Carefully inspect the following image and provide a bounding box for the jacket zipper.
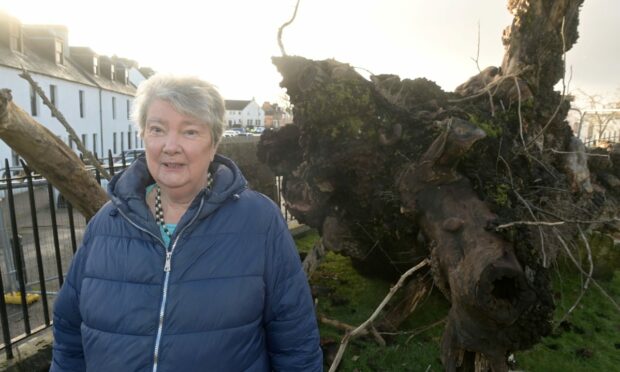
[151,197,205,372]
[116,198,205,372]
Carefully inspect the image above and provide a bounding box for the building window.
[127,128,132,149]
[255,119,261,126]
[126,99,131,119]
[49,84,57,117]
[9,23,22,52]
[135,132,139,149]
[121,132,125,151]
[247,119,251,126]
[55,39,64,64]
[68,136,73,149]
[81,134,87,150]
[93,133,98,154]
[30,86,38,116]
[113,132,118,154]
[79,90,85,118]
[112,97,117,119]
[110,65,115,81]
[93,57,99,75]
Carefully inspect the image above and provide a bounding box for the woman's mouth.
[162,162,183,169]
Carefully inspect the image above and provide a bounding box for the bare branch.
[328,259,430,372]
[277,0,302,56]
[556,226,593,326]
[514,76,527,150]
[19,68,111,181]
[550,149,610,158]
[495,220,565,230]
[555,230,620,312]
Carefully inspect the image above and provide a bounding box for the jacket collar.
[107,153,248,233]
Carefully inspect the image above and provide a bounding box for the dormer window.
[110,65,115,81]
[93,57,99,75]
[55,39,64,64]
[9,23,23,53]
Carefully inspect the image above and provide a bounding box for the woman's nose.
[162,133,180,153]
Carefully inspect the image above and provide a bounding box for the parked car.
[223,130,238,137]
[113,148,145,168]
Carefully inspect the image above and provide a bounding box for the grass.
[295,230,620,371]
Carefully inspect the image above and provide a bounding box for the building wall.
[0,65,140,162]
[241,100,264,128]
[99,90,138,156]
[225,100,265,128]
[0,65,102,161]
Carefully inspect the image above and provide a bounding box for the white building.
[224,99,264,129]
[0,12,149,168]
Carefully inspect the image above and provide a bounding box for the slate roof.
[0,16,138,96]
[0,44,96,88]
[225,100,251,111]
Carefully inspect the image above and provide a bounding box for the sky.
[1,0,618,105]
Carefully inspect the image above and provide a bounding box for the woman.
[51,74,323,371]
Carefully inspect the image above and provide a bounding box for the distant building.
[224,99,264,128]
[261,102,293,129]
[0,11,150,165]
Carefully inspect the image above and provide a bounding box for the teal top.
[146,184,177,247]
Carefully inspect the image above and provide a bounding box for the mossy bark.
[258,0,619,370]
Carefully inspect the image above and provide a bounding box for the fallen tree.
[0,89,108,220]
[258,0,620,370]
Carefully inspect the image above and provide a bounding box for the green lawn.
[295,230,620,371]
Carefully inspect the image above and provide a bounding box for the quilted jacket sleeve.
[50,236,89,372]
[263,214,323,371]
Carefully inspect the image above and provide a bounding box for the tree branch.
[277,0,301,56]
[328,259,429,372]
[19,67,111,180]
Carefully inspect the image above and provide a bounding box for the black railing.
[0,149,295,358]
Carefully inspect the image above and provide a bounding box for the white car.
[223,130,238,137]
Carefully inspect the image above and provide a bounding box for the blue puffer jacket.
[51,154,323,371]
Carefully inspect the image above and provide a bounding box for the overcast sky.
[1,0,618,104]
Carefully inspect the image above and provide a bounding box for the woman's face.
[143,99,216,198]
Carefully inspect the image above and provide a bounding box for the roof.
[0,44,97,88]
[225,100,251,111]
[0,16,140,96]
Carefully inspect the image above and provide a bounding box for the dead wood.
[258,0,620,370]
[0,89,108,220]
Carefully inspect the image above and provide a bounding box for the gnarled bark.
[0,89,108,220]
[258,1,616,370]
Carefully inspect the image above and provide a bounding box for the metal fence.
[0,150,293,359]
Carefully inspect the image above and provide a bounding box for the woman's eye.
[185,130,198,136]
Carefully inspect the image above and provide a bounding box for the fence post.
[4,159,31,334]
[21,161,50,325]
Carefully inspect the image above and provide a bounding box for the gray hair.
[132,73,226,145]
